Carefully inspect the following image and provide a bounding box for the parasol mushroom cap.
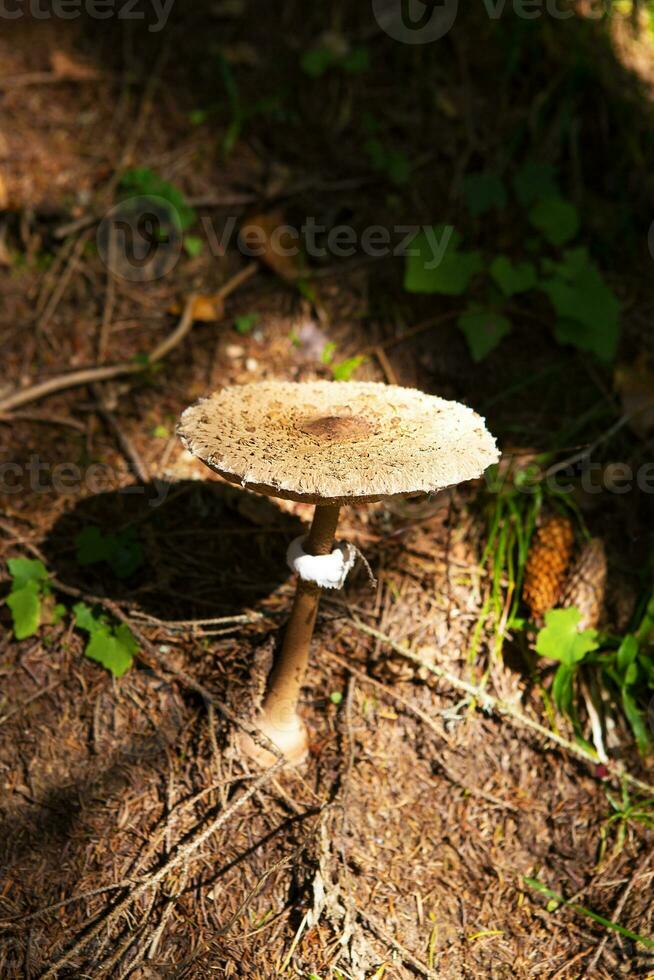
[178,380,499,505]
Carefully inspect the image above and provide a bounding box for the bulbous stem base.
[238,710,308,767]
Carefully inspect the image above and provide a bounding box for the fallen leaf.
[168,294,225,322]
[50,50,101,82]
[239,210,300,283]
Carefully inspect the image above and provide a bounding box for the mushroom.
[178,380,499,764]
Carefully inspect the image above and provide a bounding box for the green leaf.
[52,603,67,625]
[75,526,144,580]
[404,226,483,296]
[73,601,105,634]
[513,161,558,207]
[321,341,337,365]
[329,691,343,705]
[234,312,260,335]
[523,877,654,949]
[536,608,599,666]
[84,626,135,678]
[332,355,366,381]
[528,196,579,246]
[365,139,410,186]
[7,581,41,640]
[342,47,369,73]
[7,557,48,591]
[463,172,507,217]
[489,256,538,296]
[551,663,576,716]
[541,249,621,362]
[119,168,196,232]
[152,424,169,439]
[457,310,512,362]
[616,634,639,675]
[183,235,203,257]
[76,526,115,565]
[621,688,650,753]
[300,47,336,78]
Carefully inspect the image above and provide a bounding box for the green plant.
[535,588,654,753]
[475,462,547,658]
[75,525,144,580]
[320,342,366,381]
[301,42,369,78]
[6,558,65,640]
[404,163,621,363]
[362,113,410,186]
[73,602,138,678]
[234,312,260,335]
[119,167,200,257]
[524,876,654,949]
[598,781,654,864]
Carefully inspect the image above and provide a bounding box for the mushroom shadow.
[41,479,303,621]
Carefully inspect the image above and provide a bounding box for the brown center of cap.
[298,414,373,442]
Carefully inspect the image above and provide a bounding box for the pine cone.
[523,515,575,619]
[561,538,607,631]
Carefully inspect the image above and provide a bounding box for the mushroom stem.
[256,503,341,763]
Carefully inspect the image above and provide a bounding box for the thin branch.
[36,762,284,980]
[0,263,257,414]
[342,618,654,798]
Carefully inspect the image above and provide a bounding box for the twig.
[342,618,654,798]
[0,682,61,727]
[358,907,435,978]
[361,311,462,357]
[92,383,150,483]
[0,411,86,432]
[583,848,654,976]
[35,231,91,339]
[324,651,518,812]
[0,263,256,414]
[36,761,284,980]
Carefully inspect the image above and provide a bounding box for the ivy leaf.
[300,47,336,78]
[536,608,599,666]
[489,256,538,296]
[119,168,196,232]
[73,601,105,634]
[7,557,48,591]
[73,602,137,677]
[463,172,507,217]
[234,312,260,335]
[76,526,115,565]
[457,310,512,362]
[528,196,579,246]
[7,581,41,640]
[405,227,483,296]
[542,249,620,362]
[85,627,135,678]
[513,161,558,207]
[342,47,369,74]
[332,355,366,381]
[75,526,144,580]
[183,235,203,258]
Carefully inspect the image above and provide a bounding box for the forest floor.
[2,8,654,980]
